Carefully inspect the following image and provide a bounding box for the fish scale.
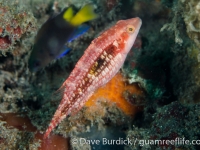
[44,17,142,139]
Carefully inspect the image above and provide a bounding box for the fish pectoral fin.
[63,6,74,22]
[68,24,90,42]
[52,84,66,103]
[70,4,98,26]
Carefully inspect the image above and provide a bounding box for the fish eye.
[126,25,135,33]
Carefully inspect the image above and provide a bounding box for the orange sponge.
[85,72,144,116]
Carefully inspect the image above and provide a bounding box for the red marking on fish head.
[113,17,142,54]
[116,33,129,51]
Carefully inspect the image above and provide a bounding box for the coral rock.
[183,0,200,48]
[0,1,36,53]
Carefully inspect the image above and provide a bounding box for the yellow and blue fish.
[28,4,98,72]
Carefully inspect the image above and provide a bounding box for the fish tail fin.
[44,87,66,139]
[43,111,64,139]
[43,121,54,139]
[70,4,98,26]
[63,6,74,22]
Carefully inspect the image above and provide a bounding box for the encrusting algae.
[0,1,36,54]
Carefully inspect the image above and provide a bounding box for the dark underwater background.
[0,0,200,149]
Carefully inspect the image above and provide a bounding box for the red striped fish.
[44,17,142,139]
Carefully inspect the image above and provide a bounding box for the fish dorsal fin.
[70,4,98,26]
[63,7,74,22]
